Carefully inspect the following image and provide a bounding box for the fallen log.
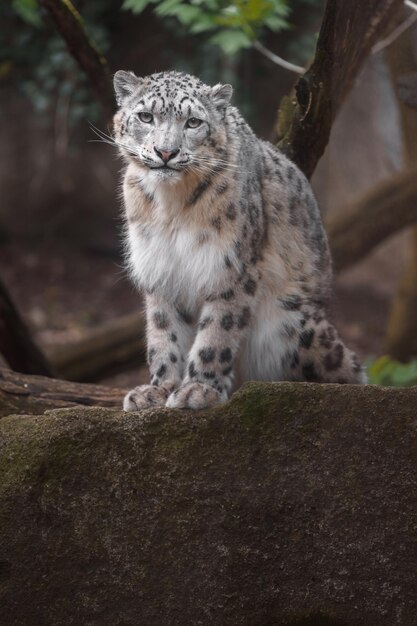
[326,166,417,272]
[0,368,123,417]
[1,376,417,624]
[46,311,146,382]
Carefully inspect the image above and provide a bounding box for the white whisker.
[89,123,142,159]
[196,155,251,175]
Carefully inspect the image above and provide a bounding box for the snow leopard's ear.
[113,70,143,106]
[211,83,233,113]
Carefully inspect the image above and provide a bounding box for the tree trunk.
[276,0,403,179]
[385,230,417,359]
[384,15,417,361]
[0,278,54,378]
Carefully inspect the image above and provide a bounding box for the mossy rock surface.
[1,381,417,625]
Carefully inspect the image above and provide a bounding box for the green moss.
[228,382,306,428]
[0,421,47,495]
[0,408,117,494]
[0,436,72,496]
[234,389,275,427]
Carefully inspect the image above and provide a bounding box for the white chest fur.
[126,222,233,310]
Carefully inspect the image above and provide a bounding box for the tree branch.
[276,0,404,179]
[326,166,417,272]
[252,40,304,74]
[40,0,114,120]
[372,9,417,54]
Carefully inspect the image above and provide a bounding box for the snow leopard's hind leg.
[289,305,367,384]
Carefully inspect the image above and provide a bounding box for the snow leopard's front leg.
[166,281,256,410]
[123,294,193,411]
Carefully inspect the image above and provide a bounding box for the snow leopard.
[112,69,366,411]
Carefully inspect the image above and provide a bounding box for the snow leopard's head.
[112,70,233,182]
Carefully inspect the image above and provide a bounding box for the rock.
[1,380,417,625]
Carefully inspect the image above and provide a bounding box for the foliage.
[367,356,417,387]
[123,0,294,55]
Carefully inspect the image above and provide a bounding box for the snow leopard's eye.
[138,112,153,124]
[186,117,202,129]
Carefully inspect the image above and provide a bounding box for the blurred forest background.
[2,0,417,390]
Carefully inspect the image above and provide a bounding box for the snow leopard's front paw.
[123,384,171,411]
[166,382,225,410]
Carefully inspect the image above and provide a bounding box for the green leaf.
[240,0,273,23]
[190,0,220,8]
[367,356,417,387]
[155,0,183,16]
[156,2,206,26]
[264,14,290,31]
[121,0,156,15]
[12,0,41,27]
[209,29,251,55]
[188,14,218,34]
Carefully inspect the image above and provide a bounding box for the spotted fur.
[113,70,366,412]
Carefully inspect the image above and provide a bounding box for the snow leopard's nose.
[154,147,179,164]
